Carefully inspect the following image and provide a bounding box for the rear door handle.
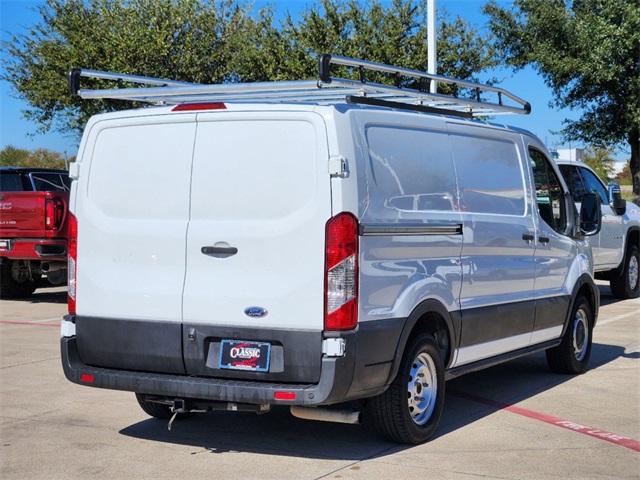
[522,233,535,242]
[201,246,238,258]
[538,236,550,244]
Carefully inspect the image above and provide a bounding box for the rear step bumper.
[61,336,354,406]
[0,238,67,261]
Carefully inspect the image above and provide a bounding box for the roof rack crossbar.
[68,54,531,116]
[318,54,531,115]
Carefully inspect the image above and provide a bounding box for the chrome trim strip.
[359,223,463,236]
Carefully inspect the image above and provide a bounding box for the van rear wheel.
[369,333,445,444]
[546,295,593,374]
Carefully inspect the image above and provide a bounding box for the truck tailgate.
[0,191,69,239]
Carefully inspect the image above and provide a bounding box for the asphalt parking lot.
[1,282,638,479]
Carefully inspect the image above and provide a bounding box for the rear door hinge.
[329,156,349,178]
[69,162,80,180]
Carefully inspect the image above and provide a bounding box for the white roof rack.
[68,54,531,118]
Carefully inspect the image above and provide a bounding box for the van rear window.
[365,126,458,212]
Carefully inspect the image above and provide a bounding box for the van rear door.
[182,111,332,378]
[74,116,197,374]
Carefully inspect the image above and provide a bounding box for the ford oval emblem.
[244,307,268,318]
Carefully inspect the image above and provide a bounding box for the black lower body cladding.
[62,315,406,406]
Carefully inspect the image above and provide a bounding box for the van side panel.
[342,112,463,389]
[354,112,463,322]
[447,126,536,366]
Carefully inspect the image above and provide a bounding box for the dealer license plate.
[219,339,271,372]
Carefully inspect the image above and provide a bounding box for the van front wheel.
[369,333,445,444]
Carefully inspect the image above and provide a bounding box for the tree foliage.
[615,161,632,186]
[583,146,616,182]
[0,146,69,168]
[1,0,498,140]
[484,0,640,202]
[279,0,498,94]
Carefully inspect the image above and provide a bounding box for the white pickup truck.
[556,160,639,298]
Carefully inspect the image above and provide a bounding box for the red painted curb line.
[449,389,640,453]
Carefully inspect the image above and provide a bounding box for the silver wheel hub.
[628,255,638,291]
[572,308,589,362]
[407,352,437,425]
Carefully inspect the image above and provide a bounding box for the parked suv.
[555,160,639,299]
[61,56,602,444]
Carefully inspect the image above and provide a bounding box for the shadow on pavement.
[119,340,631,459]
[12,287,68,305]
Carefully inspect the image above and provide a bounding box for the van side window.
[449,134,525,215]
[529,148,566,233]
[365,126,457,212]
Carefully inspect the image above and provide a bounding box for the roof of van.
[86,100,535,136]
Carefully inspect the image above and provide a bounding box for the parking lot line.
[597,309,640,326]
[449,389,640,452]
[0,320,59,327]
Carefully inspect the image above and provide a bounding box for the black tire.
[135,393,195,420]
[546,295,593,374]
[609,243,639,299]
[0,259,38,299]
[368,333,445,444]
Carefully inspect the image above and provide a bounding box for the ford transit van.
[61,55,602,444]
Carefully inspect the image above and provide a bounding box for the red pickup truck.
[0,167,70,298]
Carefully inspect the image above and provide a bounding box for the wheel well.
[408,312,452,369]
[627,229,639,254]
[577,283,597,327]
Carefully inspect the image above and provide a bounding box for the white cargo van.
[61,55,602,444]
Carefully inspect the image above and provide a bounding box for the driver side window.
[529,148,567,234]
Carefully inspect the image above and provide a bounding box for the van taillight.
[45,198,64,230]
[68,213,78,315]
[324,213,359,331]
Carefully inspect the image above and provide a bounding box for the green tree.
[583,147,616,182]
[280,0,498,90]
[2,0,499,143]
[615,161,632,186]
[1,0,275,138]
[0,146,67,168]
[0,146,30,167]
[484,0,640,203]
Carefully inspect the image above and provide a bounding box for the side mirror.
[608,184,626,215]
[580,193,601,236]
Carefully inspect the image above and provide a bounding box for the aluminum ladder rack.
[68,54,531,118]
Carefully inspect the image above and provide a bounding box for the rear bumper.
[61,335,356,406]
[0,238,67,261]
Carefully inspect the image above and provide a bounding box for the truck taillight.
[45,198,65,230]
[324,213,359,331]
[68,213,77,315]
